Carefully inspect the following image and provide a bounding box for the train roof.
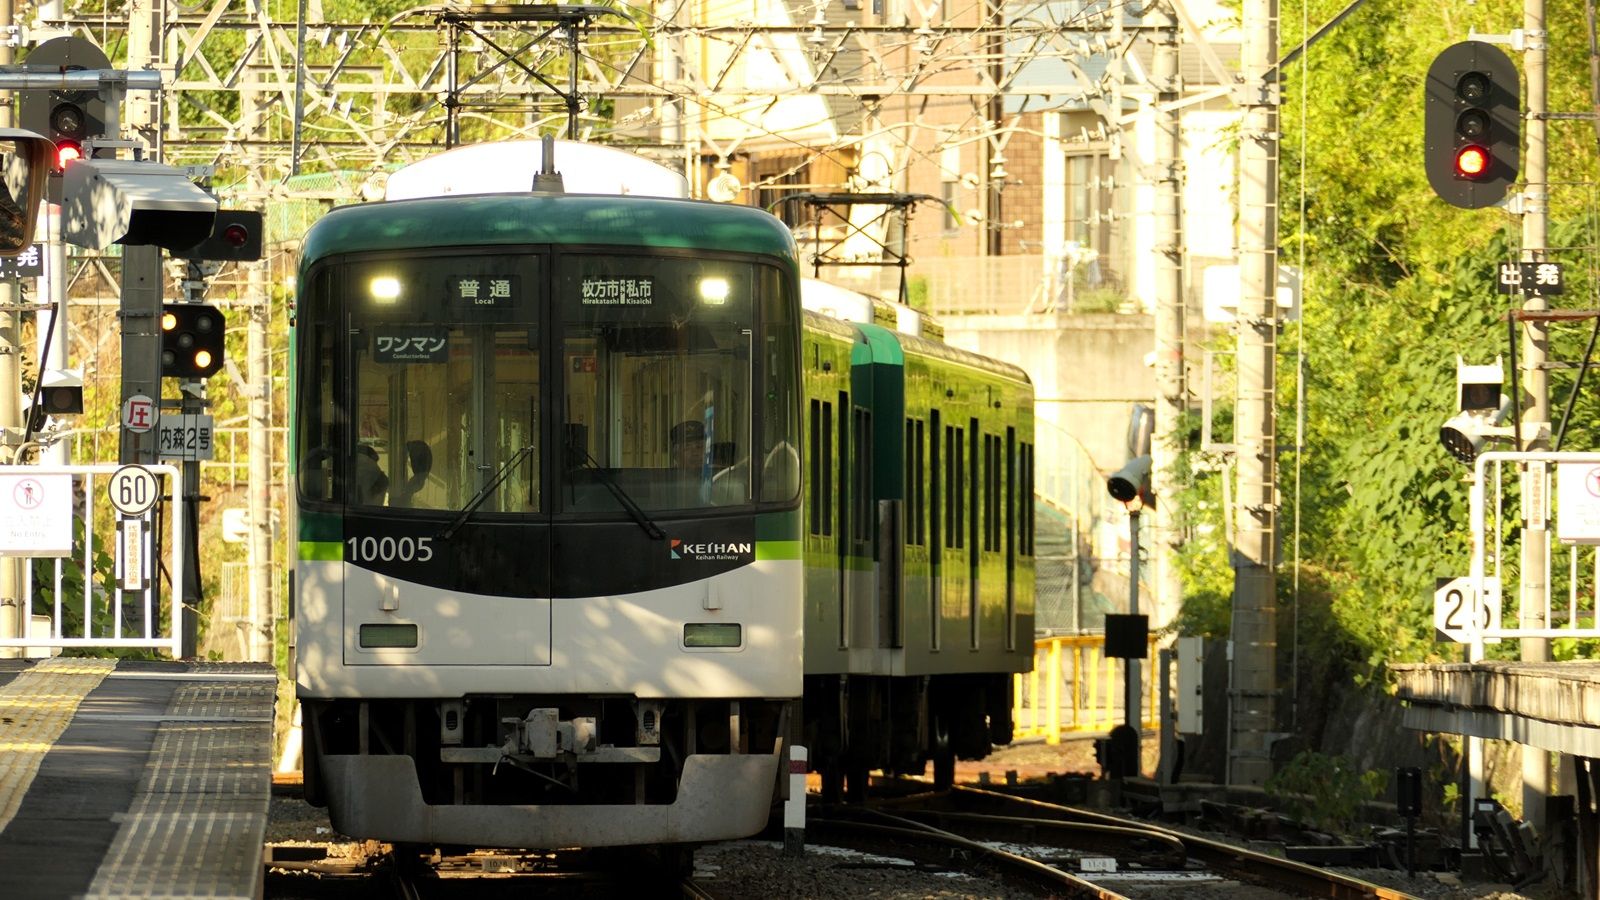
[803,310,1031,387]
[299,193,799,268]
[384,140,690,200]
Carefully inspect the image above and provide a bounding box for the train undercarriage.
[301,695,792,848]
[804,672,1014,801]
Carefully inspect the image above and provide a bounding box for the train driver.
[670,420,707,471]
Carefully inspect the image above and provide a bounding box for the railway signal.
[17,37,110,183]
[161,303,225,379]
[1425,41,1520,209]
[176,210,264,262]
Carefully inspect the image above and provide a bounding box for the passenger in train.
[351,444,390,505]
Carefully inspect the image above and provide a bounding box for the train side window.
[837,392,849,541]
[943,425,955,548]
[296,273,342,504]
[822,399,834,536]
[988,433,1002,551]
[1006,427,1016,558]
[759,273,800,503]
[1023,441,1035,556]
[852,408,871,543]
[981,434,993,551]
[903,418,914,545]
[809,399,822,535]
[929,410,941,559]
[968,420,978,555]
[953,425,965,550]
[917,420,927,545]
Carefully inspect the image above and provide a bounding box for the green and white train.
[289,140,1033,851]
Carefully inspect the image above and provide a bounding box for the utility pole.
[39,206,67,466]
[1230,0,1281,787]
[246,241,272,662]
[1150,0,1186,632]
[1519,0,1551,828]
[245,94,273,664]
[0,0,19,656]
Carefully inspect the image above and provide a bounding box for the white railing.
[1467,451,1600,644]
[0,463,184,656]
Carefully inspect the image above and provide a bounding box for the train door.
[929,408,941,650]
[340,254,550,665]
[1005,426,1017,651]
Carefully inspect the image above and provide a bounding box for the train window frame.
[553,248,789,517]
[294,249,544,518]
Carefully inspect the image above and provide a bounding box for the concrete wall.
[940,312,1155,475]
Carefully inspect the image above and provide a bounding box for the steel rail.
[942,785,1420,900]
[809,814,1126,899]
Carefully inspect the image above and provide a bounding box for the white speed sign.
[108,464,160,517]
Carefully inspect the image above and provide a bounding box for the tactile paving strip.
[0,658,116,834]
[83,665,274,900]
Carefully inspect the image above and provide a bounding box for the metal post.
[1126,507,1142,729]
[1157,647,1177,784]
[1230,0,1281,787]
[247,259,272,662]
[1520,0,1552,827]
[38,206,67,466]
[119,246,163,466]
[179,378,202,659]
[1150,0,1186,635]
[0,0,22,656]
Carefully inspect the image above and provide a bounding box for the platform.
[0,657,276,899]
[1394,660,1600,757]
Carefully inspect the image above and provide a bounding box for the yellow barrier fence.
[1011,633,1161,744]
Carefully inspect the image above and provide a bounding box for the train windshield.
[296,247,799,517]
[560,254,758,512]
[298,253,542,515]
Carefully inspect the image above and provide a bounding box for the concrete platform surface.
[0,658,276,899]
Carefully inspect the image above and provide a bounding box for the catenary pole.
[1519,0,1552,830]
[1230,0,1280,787]
[1151,0,1186,634]
[0,0,19,656]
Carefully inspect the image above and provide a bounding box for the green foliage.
[1171,0,1600,678]
[1266,750,1387,834]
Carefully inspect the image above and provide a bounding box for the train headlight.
[370,275,402,303]
[698,277,730,305]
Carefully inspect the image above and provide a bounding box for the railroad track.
[264,842,724,898]
[830,781,1421,900]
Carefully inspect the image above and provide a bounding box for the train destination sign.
[449,275,515,310]
[373,327,449,363]
[581,276,654,305]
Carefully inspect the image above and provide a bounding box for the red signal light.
[222,223,249,247]
[1455,145,1489,178]
[54,140,82,169]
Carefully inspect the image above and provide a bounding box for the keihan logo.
[668,538,754,562]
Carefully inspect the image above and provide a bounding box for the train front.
[289,192,804,849]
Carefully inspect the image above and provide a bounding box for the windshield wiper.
[570,447,666,541]
[440,445,535,540]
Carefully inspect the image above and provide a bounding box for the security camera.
[1440,396,1513,464]
[1107,454,1152,504]
[1456,356,1503,412]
